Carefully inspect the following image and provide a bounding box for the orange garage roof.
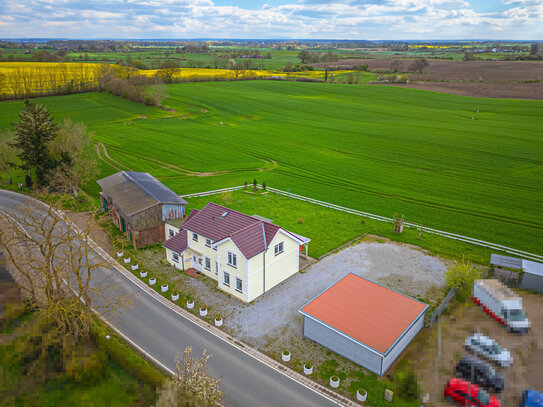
[300,273,428,355]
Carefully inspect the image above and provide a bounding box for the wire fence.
[180,185,543,263]
[425,285,457,328]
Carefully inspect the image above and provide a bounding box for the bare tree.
[158,60,180,83]
[155,346,224,406]
[46,119,99,197]
[230,61,244,80]
[409,58,429,74]
[0,199,129,338]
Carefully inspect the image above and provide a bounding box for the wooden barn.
[97,172,187,248]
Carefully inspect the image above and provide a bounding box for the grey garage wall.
[303,316,383,375]
[520,272,543,293]
[381,312,425,374]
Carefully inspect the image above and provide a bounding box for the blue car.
[520,390,543,407]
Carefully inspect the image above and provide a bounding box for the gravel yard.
[224,236,450,350]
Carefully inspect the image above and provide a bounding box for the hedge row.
[90,319,166,390]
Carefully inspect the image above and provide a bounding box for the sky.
[0,0,542,40]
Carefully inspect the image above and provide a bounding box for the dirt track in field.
[313,59,543,99]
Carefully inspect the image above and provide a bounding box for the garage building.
[299,273,428,376]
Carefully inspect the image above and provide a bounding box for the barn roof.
[97,172,187,217]
[299,273,428,355]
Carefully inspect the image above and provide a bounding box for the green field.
[0,81,541,256]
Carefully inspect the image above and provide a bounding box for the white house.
[163,202,310,302]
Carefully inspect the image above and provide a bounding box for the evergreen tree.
[11,101,58,186]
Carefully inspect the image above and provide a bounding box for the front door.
[192,255,202,271]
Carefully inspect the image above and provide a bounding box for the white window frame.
[227,251,237,268]
[215,261,218,275]
[192,232,198,242]
[235,277,243,293]
[172,252,179,263]
[274,241,284,256]
[168,229,175,238]
[205,238,212,248]
[204,256,211,270]
[223,271,230,286]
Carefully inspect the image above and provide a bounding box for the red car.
[444,378,501,407]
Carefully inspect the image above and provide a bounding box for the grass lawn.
[1,81,541,259]
[185,189,498,263]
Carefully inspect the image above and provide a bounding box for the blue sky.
[0,0,541,40]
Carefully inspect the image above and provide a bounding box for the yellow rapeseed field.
[0,62,358,97]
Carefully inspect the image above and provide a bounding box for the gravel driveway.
[224,238,449,348]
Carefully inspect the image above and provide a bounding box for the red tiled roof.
[185,208,199,222]
[300,274,428,355]
[163,229,188,253]
[181,202,299,259]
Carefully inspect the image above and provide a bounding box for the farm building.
[299,273,428,376]
[491,254,543,292]
[97,171,187,248]
[163,202,310,302]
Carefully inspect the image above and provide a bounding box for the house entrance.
[192,255,203,272]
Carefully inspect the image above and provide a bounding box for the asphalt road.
[0,189,340,407]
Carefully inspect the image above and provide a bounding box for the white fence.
[181,185,543,263]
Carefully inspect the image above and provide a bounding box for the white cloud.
[0,0,541,39]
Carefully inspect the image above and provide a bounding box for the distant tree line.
[297,50,340,64]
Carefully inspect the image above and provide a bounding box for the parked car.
[520,390,543,407]
[465,333,512,367]
[444,378,501,407]
[455,355,504,393]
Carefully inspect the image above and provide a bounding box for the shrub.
[396,369,420,401]
[220,191,232,205]
[65,350,108,384]
[445,257,483,300]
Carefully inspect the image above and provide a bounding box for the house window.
[223,271,230,286]
[227,251,237,268]
[172,253,179,263]
[235,277,243,293]
[168,229,175,238]
[274,241,284,256]
[205,238,212,247]
[204,256,211,270]
[192,232,198,242]
[215,261,218,275]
